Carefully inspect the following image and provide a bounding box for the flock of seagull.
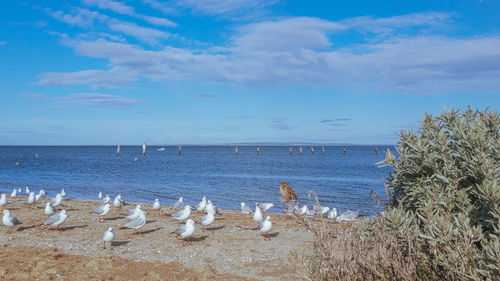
[1,188,280,247]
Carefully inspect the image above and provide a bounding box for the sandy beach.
[0,196,313,280]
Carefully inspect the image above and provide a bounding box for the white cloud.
[140,15,177,27]
[37,13,500,94]
[107,19,170,44]
[49,8,108,28]
[179,0,276,16]
[17,92,146,109]
[81,0,134,15]
[142,0,177,15]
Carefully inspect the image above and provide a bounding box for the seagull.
[172,205,191,221]
[327,208,337,219]
[197,209,215,232]
[102,227,115,249]
[50,194,63,207]
[25,186,30,194]
[93,203,111,222]
[195,196,206,212]
[18,188,22,193]
[35,193,42,202]
[240,202,252,214]
[113,195,124,211]
[122,205,141,220]
[124,210,146,234]
[45,202,56,216]
[98,192,103,200]
[171,197,183,210]
[172,219,195,246]
[253,203,263,223]
[43,210,67,230]
[0,194,7,208]
[102,194,110,204]
[10,189,17,198]
[259,203,274,211]
[337,210,359,221]
[297,205,308,215]
[61,188,66,197]
[27,192,35,206]
[313,205,330,216]
[39,189,47,197]
[3,210,22,233]
[259,216,272,240]
[152,199,161,211]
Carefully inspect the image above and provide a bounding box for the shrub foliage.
[297,107,500,280]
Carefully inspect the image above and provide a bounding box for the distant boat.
[235,146,239,155]
[257,147,260,155]
[343,148,346,155]
[142,141,147,156]
[116,144,121,156]
[16,162,24,167]
[321,146,325,155]
[158,147,166,151]
[289,147,292,155]
[299,146,303,155]
[311,146,314,155]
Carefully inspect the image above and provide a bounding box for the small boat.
[299,146,303,155]
[157,147,166,151]
[235,146,239,155]
[116,144,121,156]
[142,141,147,156]
[257,147,260,155]
[321,146,325,155]
[289,147,292,155]
[311,146,314,155]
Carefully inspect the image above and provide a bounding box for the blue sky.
[0,0,499,145]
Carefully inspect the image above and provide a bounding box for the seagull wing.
[242,205,252,214]
[44,213,60,225]
[172,201,183,210]
[172,224,186,235]
[10,216,22,225]
[125,216,145,229]
[93,205,105,214]
[171,209,185,219]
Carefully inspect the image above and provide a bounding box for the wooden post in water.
[299,146,303,155]
[257,147,260,155]
[235,146,239,155]
[179,144,182,155]
[289,147,292,155]
[311,146,314,155]
[321,146,325,155]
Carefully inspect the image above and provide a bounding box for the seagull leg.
[188,237,191,246]
[181,238,185,246]
[103,241,106,249]
[266,233,270,241]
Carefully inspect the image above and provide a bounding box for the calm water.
[0,146,394,215]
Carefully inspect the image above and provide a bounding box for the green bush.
[296,107,500,280]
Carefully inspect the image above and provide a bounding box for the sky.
[0,0,499,145]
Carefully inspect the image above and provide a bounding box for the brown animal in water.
[279,182,297,203]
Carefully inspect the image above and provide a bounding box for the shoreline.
[0,196,313,280]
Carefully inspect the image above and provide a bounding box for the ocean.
[0,145,394,215]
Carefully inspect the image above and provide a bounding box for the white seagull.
[50,194,63,207]
[25,186,30,195]
[253,203,262,223]
[172,219,195,246]
[10,189,17,198]
[337,210,359,221]
[124,210,146,234]
[259,203,274,211]
[259,216,273,240]
[152,199,161,211]
[0,194,7,208]
[43,210,68,230]
[27,192,35,206]
[197,210,215,232]
[113,195,124,211]
[122,205,141,220]
[102,194,110,204]
[171,197,183,210]
[93,203,111,222]
[18,188,22,193]
[172,205,191,221]
[195,196,206,212]
[3,210,22,233]
[297,205,308,215]
[240,202,252,214]
[45,202,56,215]
[327,208,338,219]
[98,192,103,200]
[102,227,115,249]
[61,188,66,197]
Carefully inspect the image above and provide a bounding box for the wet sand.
[0,196,313,280]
